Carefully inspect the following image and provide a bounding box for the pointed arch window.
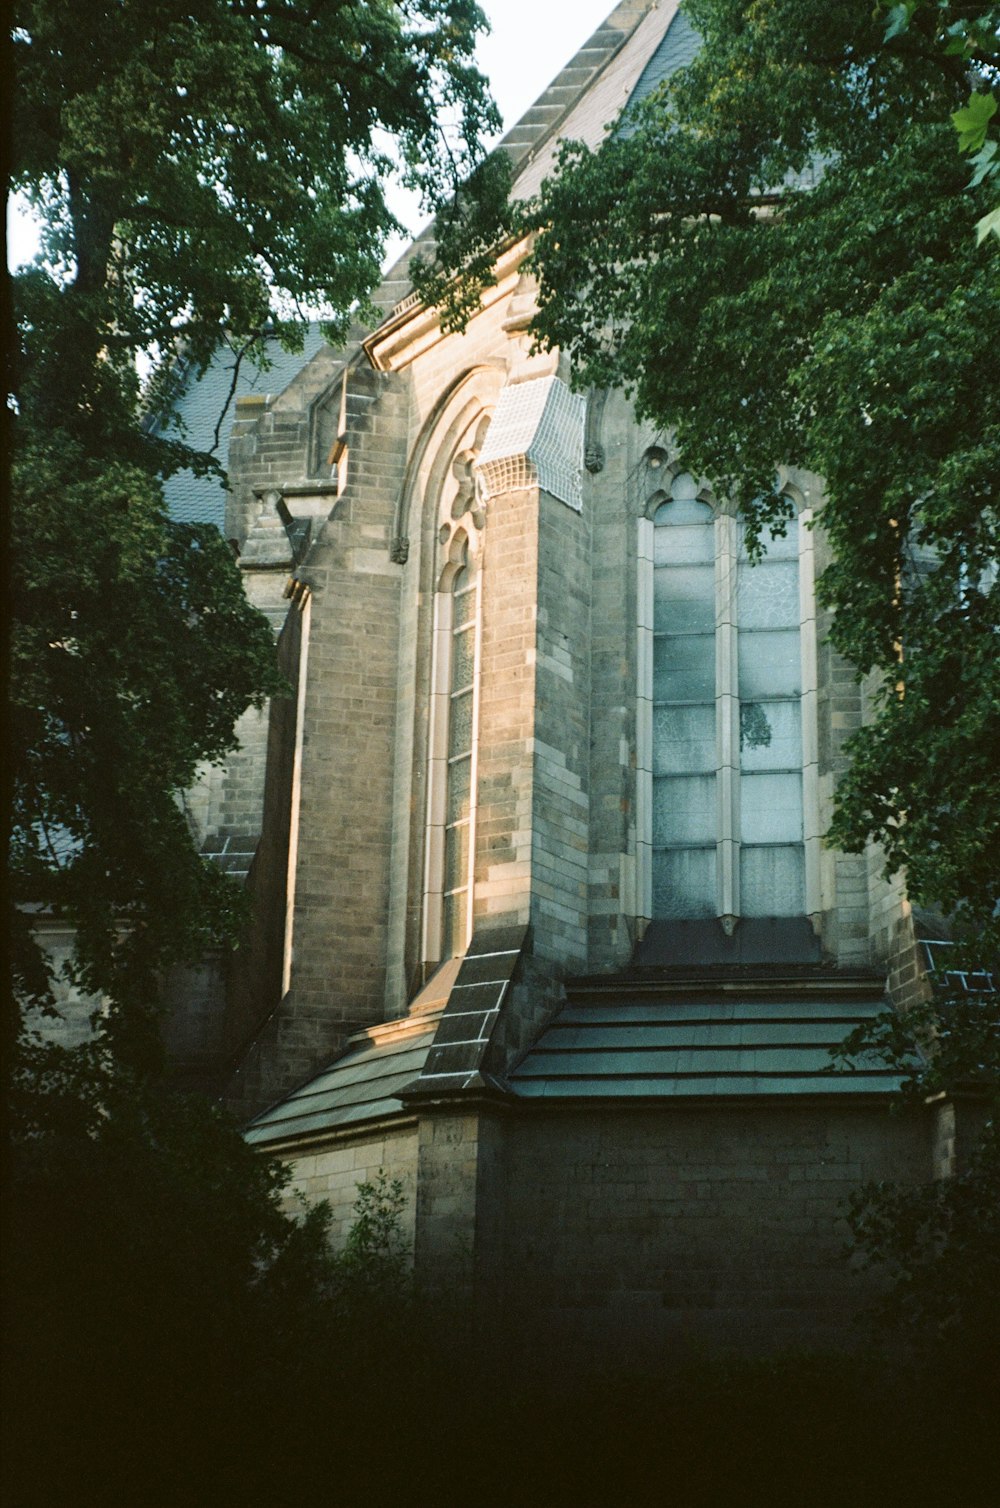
[639,472,819,925]
[423,538,482,963]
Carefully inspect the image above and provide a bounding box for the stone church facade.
[165,2,967,1368]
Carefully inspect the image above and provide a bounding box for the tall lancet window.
[644,472,813,924]
[652,491,718,918]
[736,515,804,916]
[442,562,477,953]
[423,538,481,963]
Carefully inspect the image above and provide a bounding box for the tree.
[519,0,1000,948]
[9,0,498,1060]
[2,1036,424,1504]
[883,1,1000,244]
[7,14,496,1483]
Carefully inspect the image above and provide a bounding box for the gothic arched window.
[640,471,818,925]
[422,539,482,963]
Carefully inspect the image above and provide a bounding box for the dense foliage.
[3,1036,421,1503]
[524,0,1000,944]
[836,965,1000,1372]
[7,10,496,1489]
[9,0,497,1053]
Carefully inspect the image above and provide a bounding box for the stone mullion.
[716,510,740,926]
[636,517,655,928]
[421,586,453,965]
[798,507,822,922]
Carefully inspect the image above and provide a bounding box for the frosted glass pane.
[740,846,804,917]
[741,772,802,844]
[452,624,475,690]
[654,497,714,537]
[740,700,802,771]
[738,630,801,698]
[738,517,799,560]
[654,774,716,845]
[654,704,715,775]
[654,563,715,633]
[446,756,471,824]
[448,688,473,756]
[444,819,470,892]
[654,523,713,565]
[738,559,799,629]
[653,848,716,919]
[654,634,715,702]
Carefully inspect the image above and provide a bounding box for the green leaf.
[975,202,1000,245]
[883,2,917,42]
[952,92,998,155]
[969,139,999,189]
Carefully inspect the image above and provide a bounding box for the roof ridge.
[371,2,665,317]
[501,3,656,173]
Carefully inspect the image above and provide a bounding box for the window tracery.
[638,468,819,926]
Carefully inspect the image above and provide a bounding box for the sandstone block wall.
[284,1123,420,1256]
[486,1102,930,1371]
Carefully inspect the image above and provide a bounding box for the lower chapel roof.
[244,971,908,1150]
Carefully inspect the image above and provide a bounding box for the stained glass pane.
[653,774,716,846]
[656,494,713,528]
[740,846,805,917]
[738,517,799,561]
[452,624,475,690]
[454,596,476,632]
[739,700,802,772]
[737,559,799,629]
[446,756,471,825]
[740,772,803,844]
[442,890,465,957]
[738,630,800,699]
[654,633,716,702]
[654,704,715,775]
[654,563,715,634]
[655,521,714,570]
[444,820,470,892]
[448,688,473,756]
[653,848,716,919]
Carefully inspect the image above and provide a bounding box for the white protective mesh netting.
[475,376,585,511]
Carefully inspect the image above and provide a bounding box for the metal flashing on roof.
[244,1008,443,1146]
[508,980,907,1102]
[245,929,529,1148]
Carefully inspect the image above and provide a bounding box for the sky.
[478,0,616,140]
[7,0,617,271]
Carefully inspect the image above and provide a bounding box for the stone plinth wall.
[283,1123,420,1256]
[477,1100,929,1372]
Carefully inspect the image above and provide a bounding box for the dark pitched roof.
[150,327,328,530]
[245,1008,443,1147]
[509,979,907,1100]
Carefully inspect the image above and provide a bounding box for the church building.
[166,1,965,1369]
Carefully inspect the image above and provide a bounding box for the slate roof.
[244,963,905,1149]
[509,981,907,1100]
[150,326,328,531]
[626,5,701,112]
[376,1,678,311]
[245,1008,443,1147]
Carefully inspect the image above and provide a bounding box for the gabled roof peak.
[376,2,692,315]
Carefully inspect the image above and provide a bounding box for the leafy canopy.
[13,1,499,368]
[9,0,498,1061]
[525,0,1000,941]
